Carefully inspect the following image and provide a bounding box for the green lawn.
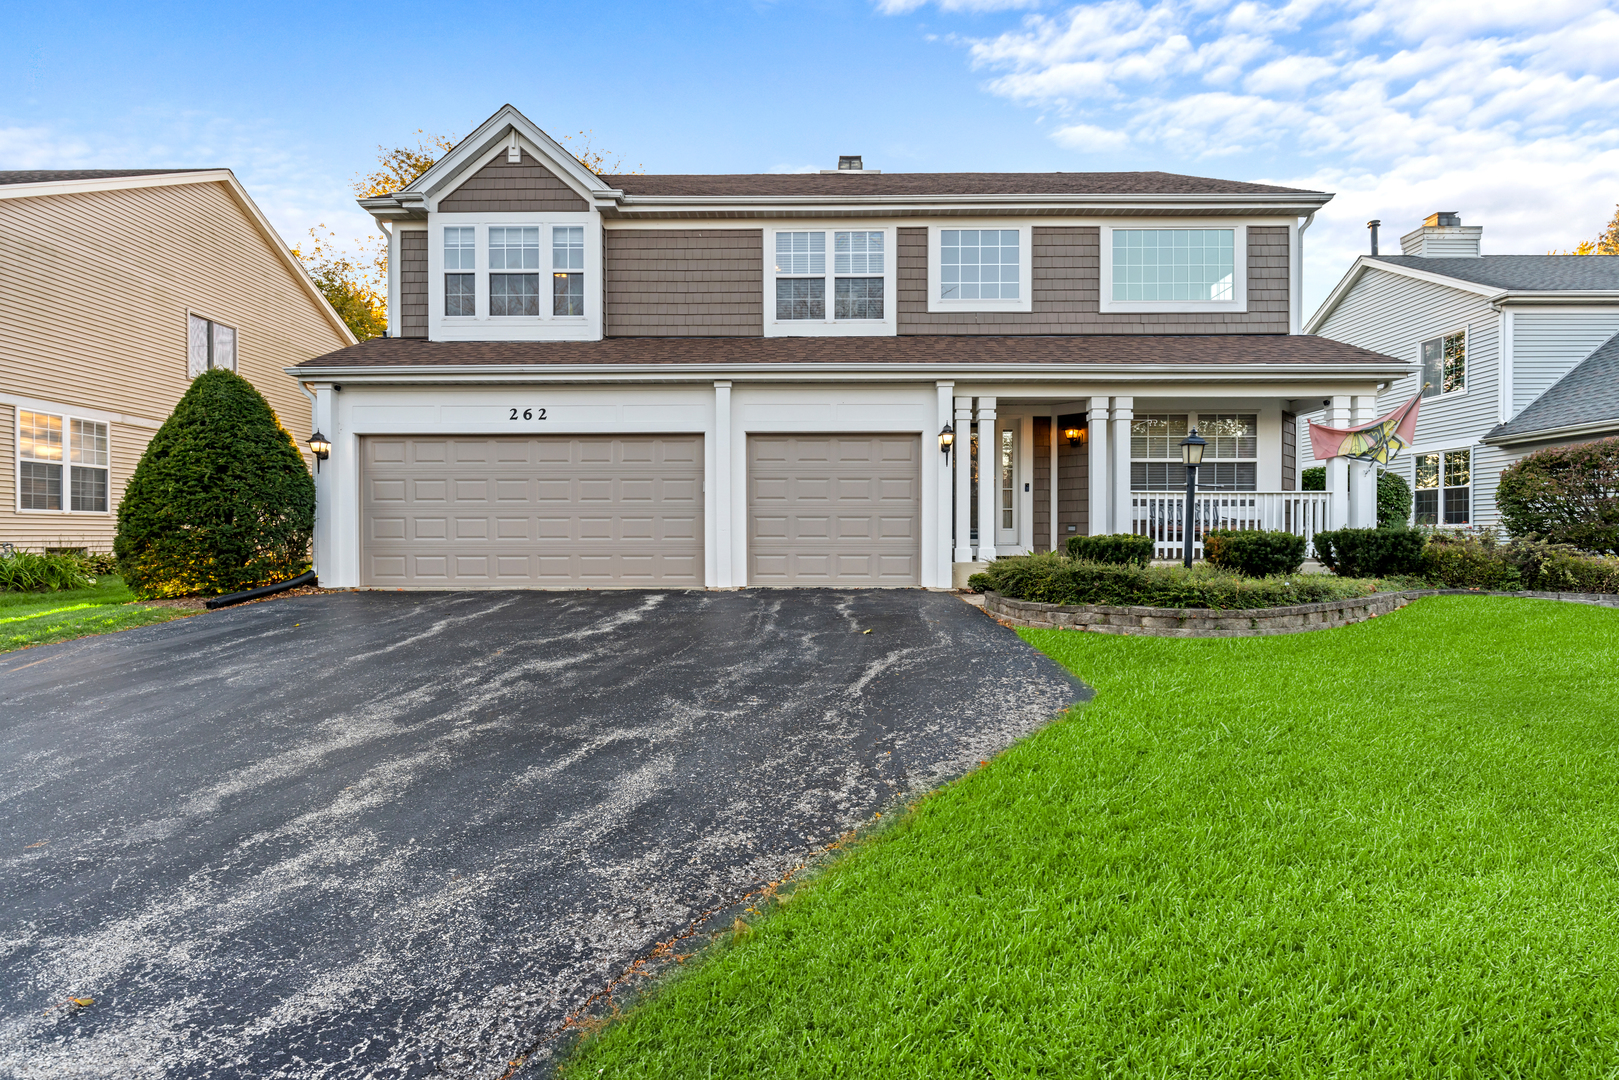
[565,596,1619,1077]
[0,577,195,653]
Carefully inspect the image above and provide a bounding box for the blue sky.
[6,0,1617,313]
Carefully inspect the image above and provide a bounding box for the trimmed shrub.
[79,552,118,576]
[1421,534,1521,589]
[1377,471,1412,527]
[1066,533,1156,565]
[0,550,93,592]
[969,552,1374,609]
[1313,527,1428,578]
[116,369,314,598]
[1301,466,1325,490]
[1495,437,1619,554]
[1203,529,1307,577]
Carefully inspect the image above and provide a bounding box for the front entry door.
[995,420,1019,549]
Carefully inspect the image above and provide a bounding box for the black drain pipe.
[205,570,318,610]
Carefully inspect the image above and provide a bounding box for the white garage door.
[361,435,703,587]
[748,434,920,585]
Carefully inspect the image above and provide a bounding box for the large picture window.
[941,229,1019,301]
[1112,229,1234,302]
[17,410,108,513]
[1130,412,1258,491]
[1414,449,1469,524]
[1420,331,1465,397]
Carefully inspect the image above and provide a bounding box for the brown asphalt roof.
[599,171,1323,199]
[0,169,207,186]
[299,335,1401,369]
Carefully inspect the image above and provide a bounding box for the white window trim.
[186,309,239,376]
[1098,224,1248,314]
[427,213,598,337]
[926,223,1034,314]
[441,226,478,320]
[763,224,897,338]
[14,405,113,516]
[1130,410,1260,491]
[1419,326,1469,400]
[1409,443,1474,525]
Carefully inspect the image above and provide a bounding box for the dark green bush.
[1313,527,1428,578]
[1495,437,1619,554]
[1203,529,1307,576]
[1501,541,1619,593]
[79,552,117,576]
[1065,533,1156,565]
[970,552,1374,609]
[1421,534,1520,589]
[1377,471,1412,527]
[0,550,93,592]
[1301,466,1325,490]
[116,369,314,598]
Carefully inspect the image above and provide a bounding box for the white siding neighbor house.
[1306,214,1619,528]
[289,104,1412,589]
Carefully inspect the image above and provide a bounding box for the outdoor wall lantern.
[938,423,954,456]
[308,431,331,472]
[1179,429,1206,568]
[1063,424,1086,447]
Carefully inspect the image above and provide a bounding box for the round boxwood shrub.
[1495,437,1619,554]
[1203,529,1307,576]
[116,370,314,597]
[1065,533,1156,565]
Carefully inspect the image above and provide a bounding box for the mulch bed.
[138,585,352,612]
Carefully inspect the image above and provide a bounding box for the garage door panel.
[362,435,703,587]
[748,434,920,587]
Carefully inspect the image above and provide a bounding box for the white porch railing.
[1129,491,1334,561]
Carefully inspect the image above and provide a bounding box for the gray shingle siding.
[895,225,1289,335]
[398,229,428,339]
[604,229,763,336]
[437,149,587,213]
[1491,330,1619,440]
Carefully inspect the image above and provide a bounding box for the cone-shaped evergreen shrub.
[116,370,314,597]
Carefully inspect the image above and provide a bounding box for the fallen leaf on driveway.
[70,998,94,1007]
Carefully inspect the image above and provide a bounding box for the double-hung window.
[772,229,888,326]
[775,231,826,320]
[834,231,884,320]
[1130,412,1258,491]
[1100,227,1245,313]
[488,227,540,317]
[186,314,237,377]
[18,410,108,512]
[552,226,585,316]
[1414,449,1469,524]
[1420,330,1465,397]
[444,227,476,316]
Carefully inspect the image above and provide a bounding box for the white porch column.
[953,396,973,564]
[713,381,734,586]
[1325,394,1350,531]
[975,397,997,561]
[1086,397,1110,535]
[1110,397,1134,541]
[1349,394,1379,529]
[309,383,334,582]
[935,382,955,586]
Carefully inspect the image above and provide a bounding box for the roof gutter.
[1483,417,1619,447]
[1490,290,1619,310]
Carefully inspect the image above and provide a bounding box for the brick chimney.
[1400,212,1483,257]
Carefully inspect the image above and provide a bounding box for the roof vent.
[821,155,879,174]
[1401,211,1482,258]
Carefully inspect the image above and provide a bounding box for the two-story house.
[3,169,355,554]
[291,104,1408,590]
[1306,214,1619,528]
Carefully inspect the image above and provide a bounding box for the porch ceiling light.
[308,431,331,472]
[1063,425,1086,446]
[938,423,954,454]
[1180,430,1206,466]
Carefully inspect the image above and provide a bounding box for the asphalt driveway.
[0,589,1085,1079]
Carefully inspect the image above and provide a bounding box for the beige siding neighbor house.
[1,169,355,553]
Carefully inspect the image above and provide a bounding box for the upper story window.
[1420,330,1465,397]
[553,226,585,316]
[444,227,476,316]
[1098,225,1247,314]
[186,314,237,377]
[435,222,592,326]
[768,228,893,335]
[17,409,108,513]
[489,227,540,317]
[1130,412,1258,491]
[941,229,1019,301]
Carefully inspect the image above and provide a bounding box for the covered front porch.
[950,390,1385,579]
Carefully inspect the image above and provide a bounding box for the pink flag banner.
[1308,390,1424,464]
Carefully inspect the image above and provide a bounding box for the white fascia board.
[1304,257,1502,334]
[404,104,621,207]
[610,193,1333,219]
[1484,417,1619,446]
[1490,292,1619,308]
[0,169,233,201]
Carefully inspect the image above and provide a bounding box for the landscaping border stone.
[982,588,1619,637]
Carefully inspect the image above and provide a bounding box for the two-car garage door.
[359,432,921,587]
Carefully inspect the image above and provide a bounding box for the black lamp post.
[308,431,331,472]
[1179,429,1206,568]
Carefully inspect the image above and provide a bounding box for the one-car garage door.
[361,435,703,587]
[748,434,920,585]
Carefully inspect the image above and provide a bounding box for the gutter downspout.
[1294,211,1315,335]
[298,380,321,578]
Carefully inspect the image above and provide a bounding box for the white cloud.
[1051,122,1133,150]
[0,126,92,169]
[878,0,1041,12]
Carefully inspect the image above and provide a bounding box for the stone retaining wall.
[983,588,1619,638]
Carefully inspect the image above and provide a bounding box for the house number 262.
[509,408,547,420]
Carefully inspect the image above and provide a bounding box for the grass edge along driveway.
[0,578,193,653]
[563,595,1619,1077]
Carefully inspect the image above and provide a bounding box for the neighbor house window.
[489,227,540,316]
[1130,412,1257,491]
[775,231,826,320]
[444,227,476,316]
[1112,229,1235,302]
[1421,331,1465,396]
[186,314,237,377]
[833,231,884,319]
[17,410,108,512]
[1414,449,1469,524]
[552,226,585,316]
[941,229,1019,301]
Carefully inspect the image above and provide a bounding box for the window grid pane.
[775,278,825,320]
[775,232,826,276]
[1443,332,1466,393]
[1111,229,1235,302]
[20,461,62,510]
[489,226,540,270]
[1130,414,1189,459]
[1000,429,1015,529]
[552,226,584,271]
[70,419,108,466]
[1199,414,1258,459]
[834,231,884,275]
[19,411,64,462]
[444,227,476,270]
[1444,449,1470,487]
[553,273,584,316]
[489,274,540,316]
[71,466,107,512]
[445,273,475,316]
[940,228,1020,300]
[1129,461,1255,491]
[834,278,883,320]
